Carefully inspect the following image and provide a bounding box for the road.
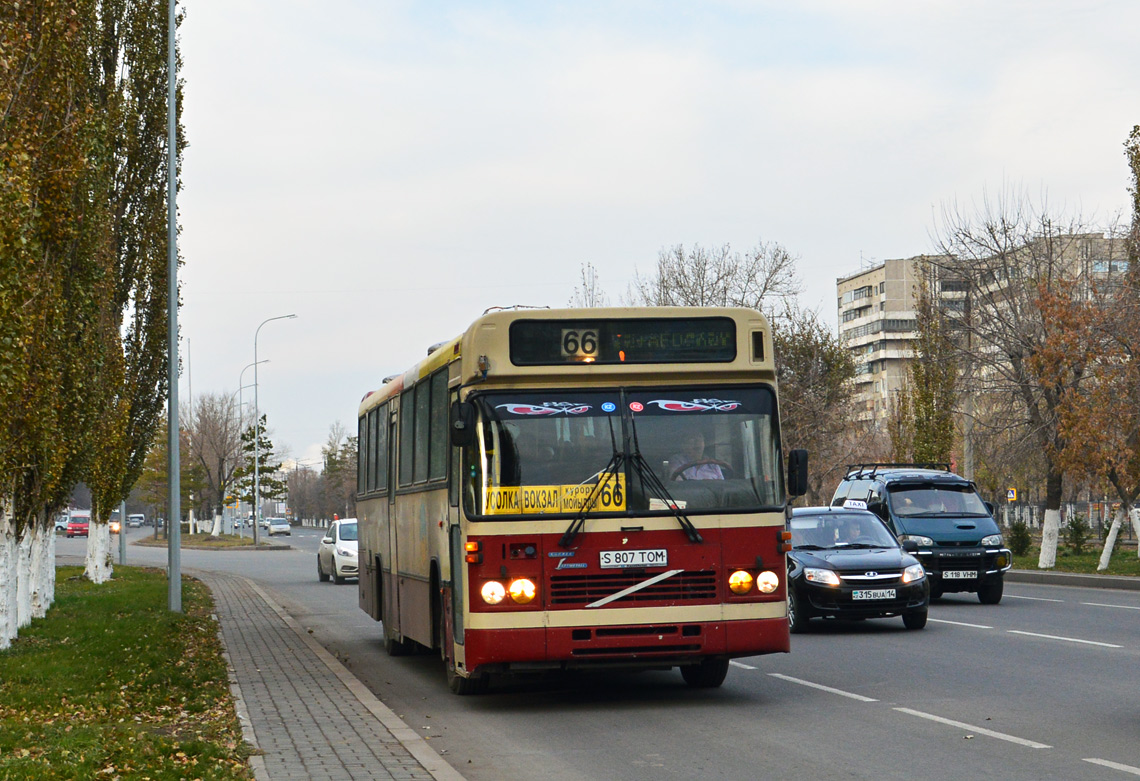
[58,527,1140,780]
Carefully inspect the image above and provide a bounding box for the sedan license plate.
[942,570,977,579]
[852,589,896,600]
[599,549,667,569]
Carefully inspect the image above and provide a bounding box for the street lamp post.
[253,314,296,545]
[235,359,268,537]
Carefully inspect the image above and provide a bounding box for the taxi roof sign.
[843,499,868,510]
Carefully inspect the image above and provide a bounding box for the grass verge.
[0,566,251,779]
[1012,544,1140,576]
[134,533,276,549]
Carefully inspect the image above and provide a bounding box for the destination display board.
[509,317,736,365]
[482,474,626,515]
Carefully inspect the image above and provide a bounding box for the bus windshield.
[464,386,784,518]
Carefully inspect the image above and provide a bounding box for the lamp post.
[253,314,296,545]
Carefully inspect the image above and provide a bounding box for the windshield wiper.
[793,544,826,550]
[560,415,622,548]
[627,409,702,544]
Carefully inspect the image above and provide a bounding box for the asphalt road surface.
[59,527,1140,780]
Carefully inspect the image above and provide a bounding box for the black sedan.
[787,506,929,632]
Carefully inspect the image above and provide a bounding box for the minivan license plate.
[853,589,895,600]
[942,570,977,579]
[599,549,667,568]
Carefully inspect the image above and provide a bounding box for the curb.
[1006,569,1140,591]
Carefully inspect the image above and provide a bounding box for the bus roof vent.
[427,341,448,355]
[381,374,400,384]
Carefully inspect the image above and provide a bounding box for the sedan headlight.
[901,534,934,547]
[336,547,354,557]
[902,563,926,584]
[981,534,1004,546]
[804,567,841,587]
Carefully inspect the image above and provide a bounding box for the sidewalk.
[200,571,465,781]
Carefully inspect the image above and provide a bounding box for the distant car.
[786,505,929,632]
[317,519,359,584]
[266,517,291,536]
[55,514,70,532]
[127,514,145,528]
[66,510,92,538]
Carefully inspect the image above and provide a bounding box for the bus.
[356,306,806,694]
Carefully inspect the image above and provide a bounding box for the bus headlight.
[508,578,537,604]
[756,570,779,594]
[480,581,506,605]
[728,570,754,594]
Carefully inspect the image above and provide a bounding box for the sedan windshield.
[463,386,784,518]
[888,483,989,517]
[790,512,899,549]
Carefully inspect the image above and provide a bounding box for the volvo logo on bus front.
[865,572,878,578]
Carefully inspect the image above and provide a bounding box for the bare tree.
[773,306,863,504]
[626,241,801,319]
[568,262,609,307]
[321,423,358,520]
[930,188,1111,567]
[184,393,243,536]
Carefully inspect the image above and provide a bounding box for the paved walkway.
[200,571,464,781]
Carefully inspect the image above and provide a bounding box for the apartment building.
[836,235,1128,425]
[836,257,925,423]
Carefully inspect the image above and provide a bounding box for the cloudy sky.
[178,0,1140,467]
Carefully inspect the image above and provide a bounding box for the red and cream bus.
[356,307,806,694]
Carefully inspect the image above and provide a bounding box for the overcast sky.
[178,0,1140,467]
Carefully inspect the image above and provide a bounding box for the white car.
[317,519,359,584]
[266,517,291,536]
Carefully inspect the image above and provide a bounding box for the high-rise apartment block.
[836,257,926,423]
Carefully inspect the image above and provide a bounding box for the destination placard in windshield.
[509,318,736,365]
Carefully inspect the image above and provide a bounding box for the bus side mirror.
[787,449,808,498]
[450,401,475,447]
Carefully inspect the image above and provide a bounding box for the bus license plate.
[852,589,895,600]
[599,549,668,569]
[942,570,977,579]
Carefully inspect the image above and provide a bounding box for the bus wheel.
[447,663,488,695]
[680,658,729,688]
[383,624,414,656]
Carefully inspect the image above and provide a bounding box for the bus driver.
[669,430,728,481]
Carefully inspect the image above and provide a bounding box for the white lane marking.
[1006,630,1122,648]
[1081,602,1140,611]
[1084,758,1140,776]
[929,618,994,629]
[730,661,756,670]
[893,708,1051,749]
[1005,594,1064,602]
[768,673,878,702]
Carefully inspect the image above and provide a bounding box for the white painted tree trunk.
[1131,508,1140,559]
[1037,507,1061,568]
[1097,508,1125,571]
[84,522,113,584]
[210,512,222,537]
[30,524,53,619]
[16,525,33,628]
[0,514,15,650]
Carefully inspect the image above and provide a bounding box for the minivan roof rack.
[844,463,951,479]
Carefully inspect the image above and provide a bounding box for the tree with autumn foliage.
[930,190,1106,569]
[889,267,957,464]
[0,0,183,646]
